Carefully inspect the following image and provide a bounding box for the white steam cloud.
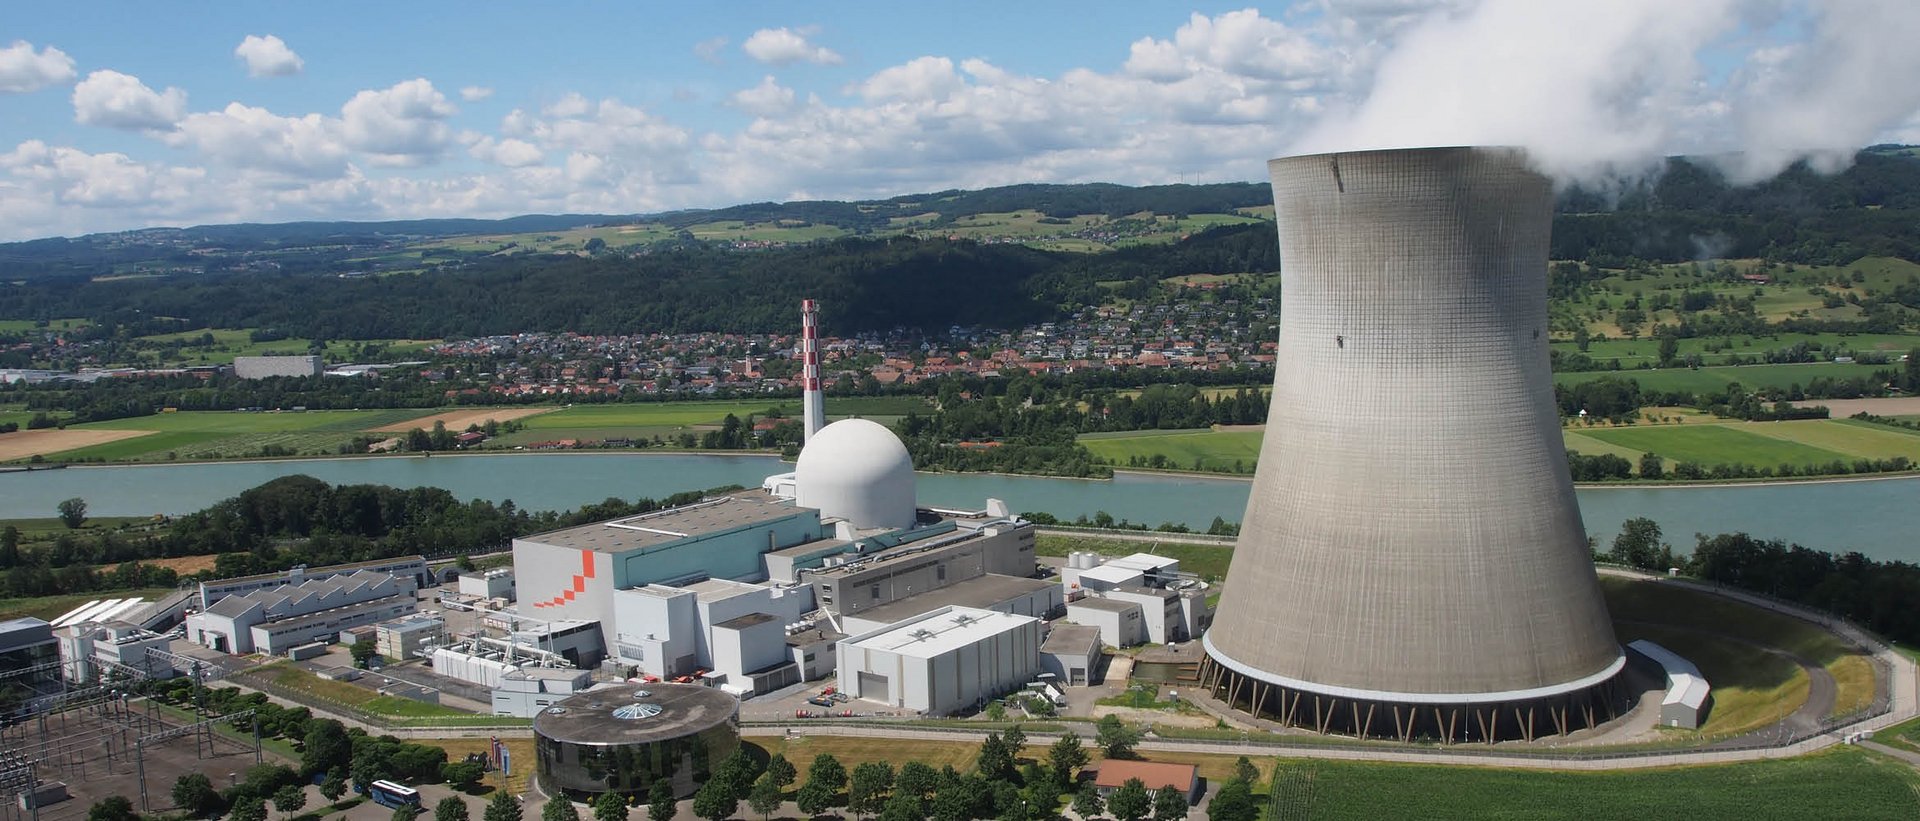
[1294,0,1920,185]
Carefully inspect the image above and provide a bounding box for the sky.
[2,0,1920,241]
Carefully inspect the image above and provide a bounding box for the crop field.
[1551,332,1920,368]
[1078,427,1264,471]
[1742,419,1920,461]
[1553,362,1891,394]
[1575,423,1853,468]
[0,317,90,333]
[131,327,440,365]
[517,402,796,430]
[1265,747,1917,820]
[83,408,438,433]
[686,219,848,243]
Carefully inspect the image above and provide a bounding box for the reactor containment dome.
[1199,146,1628,744]
[795,418,918,531]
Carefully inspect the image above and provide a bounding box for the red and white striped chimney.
[801,299,824,443]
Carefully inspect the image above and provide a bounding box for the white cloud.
[694,36,729,65]
[0,41,76,93]
[853,56,965,102]
[72,70,187,130]
[729,75,797,117]
[168,103,347,178]
[467,135,543,167]
[234,34,303,77]
[1125,10,1333,83]
[460,85,494,102]
[743,27,843,66]
[340,78,457,165]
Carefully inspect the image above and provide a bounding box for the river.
[4,453,1914,563]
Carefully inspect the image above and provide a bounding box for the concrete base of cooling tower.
[1199,634,1632,743]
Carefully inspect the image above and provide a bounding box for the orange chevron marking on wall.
[533,550,596,609]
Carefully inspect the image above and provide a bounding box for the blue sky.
[1,1,1917,241]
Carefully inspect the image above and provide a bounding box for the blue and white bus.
[368,781,421,811]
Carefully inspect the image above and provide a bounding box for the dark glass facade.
[536,719,738,799]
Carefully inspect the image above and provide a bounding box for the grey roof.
[713,612,779,631]
[521,490,808,554]
[848,574,1052,625]
[1068,597,1141,614]
[532,682,737,745]
[1206,147,1623,703]
[1041,623,1101,656]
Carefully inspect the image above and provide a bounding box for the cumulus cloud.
[168,103,346,177]
[340,78,457,165]
[467,135,543,167]
[234,34,303,77]
[460,85,493,102]
[72,70,187,130]
[743,27,842,66]
[0,41,76,93]
[729,76,797,117]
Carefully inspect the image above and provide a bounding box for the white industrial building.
[1039,623,1102,685]
[233,355,323,379]
[1067,598,1147,648]
[57,621,177,681]
[198,556,428,607]
[837,606,1042,715]
[1060,552,1211,648]
[458,569,516,601]
[1629,639,1712,729]
[490,667,595,717]
[375,617,445,661]
[187,569,417,655]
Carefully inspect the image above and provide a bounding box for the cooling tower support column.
[1202,147,1627,742]
[801,299,825,443]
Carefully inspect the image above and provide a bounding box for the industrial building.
[1039,623,1102,685]
[491,667,595,718]
[374,617,445,661]
[1628,640,1712,729]
[533,683,740,800]
[56,621,177,681]
[1200,147,1629,743]
[0,618,61,714]
[232,355,323,379]
[187,569,417,655]
[458,569,516,601]
[198,555,428,607]
[836,606,1042,716]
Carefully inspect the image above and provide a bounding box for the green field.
[1576,424,1852,468]
[0,318,90,333]
[1553,332,1920,368]
[128,327,439,367]
[1553,362,1892,394]
[31,408,450,462]
[1078,427,1263,472]
[1265,747,1917,820]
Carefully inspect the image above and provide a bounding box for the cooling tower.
[1199,146,1627,743]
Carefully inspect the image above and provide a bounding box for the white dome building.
[794,418,917,531]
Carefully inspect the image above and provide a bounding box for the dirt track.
[0,428,151,461]
[371,406,554,432]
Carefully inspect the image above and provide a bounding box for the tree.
[894,762,938,803]
[320,773,347,804]
[351,636,379,667]
[276,785,311,814]
[439,796,472,821]
[848,762,895,819]
[1070,784,1104,821]
[1638,451,1664,480]
[57,497,87,529]
[443,761,486,790]
[1002,725,1028,761]
[975,733,1014,780]
[1095,716,1141,760]
[1204,780,1257,821]
[1045,733,1088,789]
[173,772,221,815]
[648,779,676,821]
[88,796,138,821]
[230,798,269,821]
[1230,757,1258,787]
[808,753,848,796]
[714,749,760,800]
[879,793,922,821]
[1657,334,1680,368]
[1106,780,1149,821]
[545,796,582,821]
[691,780,738,821]
[1150,784,1186,821]
[749,775,783,821]
[766,753,798,791]
[485,791,523,821]
[594,791,628,821]
[795,780,836,819]
[397,806,421,821]
[1609,517,1669,570]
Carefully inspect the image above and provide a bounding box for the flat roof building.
[837,606,1041,716]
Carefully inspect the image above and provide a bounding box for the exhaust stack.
[801,299,824,442]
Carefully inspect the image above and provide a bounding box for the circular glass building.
[533,682,740,799]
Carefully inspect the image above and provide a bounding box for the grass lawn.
[1749,419,1920,461]
[1577,423,1850,468]
[1077,428,1264,472]
[1036,534,1234,581]
[0,586,177,622]
[1266,746,1918,820]
[256,663,478,719]
[129,328,440,367]
[1611,622,1808,737]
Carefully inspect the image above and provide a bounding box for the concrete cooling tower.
[1199,146,1628,743]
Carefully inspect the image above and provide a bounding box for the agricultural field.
[1078,427,1263,472]
[8,408,449,462]
[1561,256,1920,338]
[0,317,89,333]
[1551,332,1920,369]
[1572,418,1920,469]
[129,327,439,366]
[1265,747,1917,820]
